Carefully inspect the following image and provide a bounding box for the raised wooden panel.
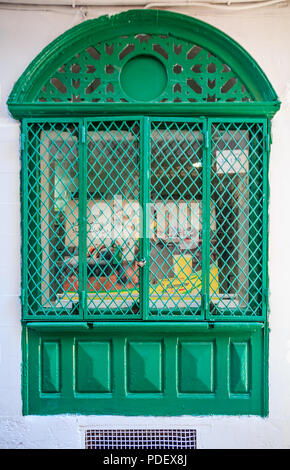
[179,341,215,393]
[230,341,250,394]
[41,341,60,393]
[127,341,163,393]
[76,341,111,393]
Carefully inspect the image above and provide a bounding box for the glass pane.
[209,122,264,316]
[149,121,204,317]
[27,122,80,311]
[86,121,141,316]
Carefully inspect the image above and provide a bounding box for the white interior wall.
[0,4,290,449]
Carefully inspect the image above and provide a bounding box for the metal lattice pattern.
[85,429,197,449]
[86,121,141,316]
[209,121,264,316]
[149,121,204,317]
[26,122,80,313]
[36,34,252,104]
[24,118,266,319]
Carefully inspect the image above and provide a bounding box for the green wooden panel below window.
[24,322,267,416]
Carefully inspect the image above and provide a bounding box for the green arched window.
[9,10,279,416]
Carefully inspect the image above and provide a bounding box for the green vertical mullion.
[79,120,87,319]
[140,117,150,320]
[262,322,269,416]
[21,120,29,318]
[21,325,29,414]
[202,118,211,320]
[262,119,270,320]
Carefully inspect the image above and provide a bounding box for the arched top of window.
[8,10,279,117]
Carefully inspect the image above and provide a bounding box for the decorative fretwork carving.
[36,34,252,103]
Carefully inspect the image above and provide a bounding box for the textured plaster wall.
[0,4,290,449]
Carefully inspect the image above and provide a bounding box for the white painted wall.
[0,4,290,449]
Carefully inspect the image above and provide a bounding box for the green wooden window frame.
[8,10,280,416]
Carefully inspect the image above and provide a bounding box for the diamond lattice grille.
[209,121,264,317]
[86,121,141,316]
[26,122,80,313]
[23,118,266,320]
[149,121,204,317]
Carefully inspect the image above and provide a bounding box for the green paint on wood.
[76,341,111,392]
[179,341,215,393]
[41,341,60,393]
[24,322,266,415]
[127,341,163,393]
[8,10,280,119]
[12,9,275,416]
[230,341,250,394]
[120,55,168,101]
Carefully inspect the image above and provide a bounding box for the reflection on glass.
[39,127,79,309]
[209,124,262,314]
[85,122,140,314]
[37,122,262,316]
[149,122,207,314]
